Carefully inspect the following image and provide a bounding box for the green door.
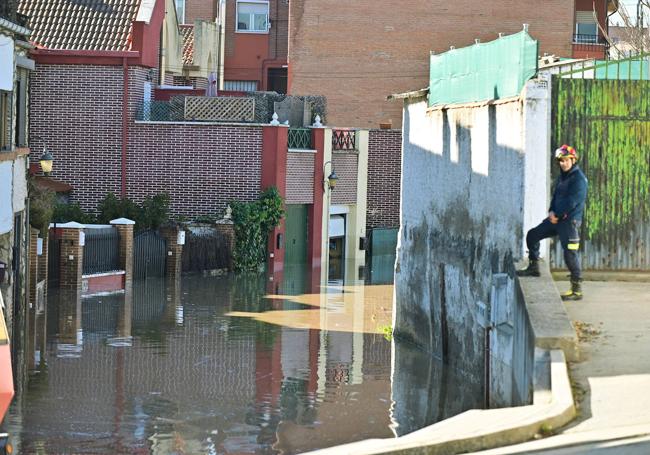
[284,204,308,265]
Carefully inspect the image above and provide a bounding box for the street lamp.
[323,161,339,191]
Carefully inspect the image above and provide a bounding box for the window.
[175,0,185,24]
[237,1,269,33]
[575,11,598,42]
[224,80,258,91]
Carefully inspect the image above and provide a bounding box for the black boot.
[561,279,583,301]
[517,260,540,277]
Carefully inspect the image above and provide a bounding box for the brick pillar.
[160,226,184,279]
[28,228,39,306]
[58,222,85,290]
[110,218,135,286]
[261,125,288,273]
[215,221,235,270]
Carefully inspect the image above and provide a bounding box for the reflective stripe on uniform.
[568,243,580,250]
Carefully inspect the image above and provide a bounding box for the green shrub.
[231,187,285,272]
[28,179,56,236]
[97,192,170,231]
[52,202,96,224]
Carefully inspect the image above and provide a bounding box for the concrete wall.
[394,77,551,403]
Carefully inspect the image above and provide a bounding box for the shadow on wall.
[394,100,527,404]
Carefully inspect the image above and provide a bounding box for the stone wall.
[394,78,551,402]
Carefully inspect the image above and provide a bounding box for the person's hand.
[549,211,559,224]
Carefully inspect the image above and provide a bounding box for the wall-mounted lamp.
[32,135,55,176]
[323,160,339,191]
[39,148,54,176]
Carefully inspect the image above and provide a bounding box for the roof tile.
[18,0,141,51]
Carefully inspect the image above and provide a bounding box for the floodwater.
[4,257,483,454]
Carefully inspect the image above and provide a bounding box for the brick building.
[179,0,289,92]
[287,0,617,128]
[0,2,36,417]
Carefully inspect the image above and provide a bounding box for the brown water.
[4,262,482,454]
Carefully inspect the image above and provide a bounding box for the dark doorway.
[268,67,287,94]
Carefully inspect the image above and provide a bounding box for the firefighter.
[517,145,588,301]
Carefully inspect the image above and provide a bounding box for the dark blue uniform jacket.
[549,165,588,222]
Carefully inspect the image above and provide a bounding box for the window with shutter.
[575,11,598,41]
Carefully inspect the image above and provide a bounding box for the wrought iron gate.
[134,230,167,279]
[551,64,650,270]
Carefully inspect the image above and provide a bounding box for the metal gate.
[551,62,650,270]
[48,234,62,287]
[134,230,167,279]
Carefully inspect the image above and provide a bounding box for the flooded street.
[4,259,482,454]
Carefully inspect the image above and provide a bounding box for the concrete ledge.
[517,261,579,362]
[552,270,650,283]
[308,350,574,455]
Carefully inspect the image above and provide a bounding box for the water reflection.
[4,255,482,454]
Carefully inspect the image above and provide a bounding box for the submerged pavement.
[478,280,650,454]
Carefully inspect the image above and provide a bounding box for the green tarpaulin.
[429,31,539,106]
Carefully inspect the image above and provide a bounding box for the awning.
[33,176,73,193]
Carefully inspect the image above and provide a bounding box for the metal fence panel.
[288,127,313,149]
[83,227,120,275]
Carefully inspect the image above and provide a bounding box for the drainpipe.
[484,325,492,409]
[218,0,226,91]
[122,56,129,198]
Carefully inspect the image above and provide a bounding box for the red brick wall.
[29,64,124,210]
[288,0,575,128]
[30,64,266,217]
[269,0,289,61]
[224,0,288,88]
[285,151,314,204]
[331,152,357,205]
[367,129,401,230]
[129,123,263,217]
[185,0,218,24]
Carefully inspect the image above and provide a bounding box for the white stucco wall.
[394,78,552,396]
[13,156,27,212]
[0,161,13,234]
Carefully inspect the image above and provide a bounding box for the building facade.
[0,0,35,403]
[181,0,288,92]
[287,0,616,128]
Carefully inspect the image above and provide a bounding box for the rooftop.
[18,0,141,51]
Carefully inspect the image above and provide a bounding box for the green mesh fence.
[429,30,538,107]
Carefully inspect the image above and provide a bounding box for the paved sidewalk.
[478,280,650,454]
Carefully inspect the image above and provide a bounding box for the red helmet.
[554,144,578,161]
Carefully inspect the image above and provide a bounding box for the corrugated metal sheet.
[551,77,650,271]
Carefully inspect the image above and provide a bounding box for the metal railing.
[572,34,606,45]
[135,100,185,122]
[332,129,357,151]
[288,127,313,149]
[83,227,121,275]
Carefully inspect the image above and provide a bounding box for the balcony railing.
[288,128,313,149]
[332,129,357,151]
